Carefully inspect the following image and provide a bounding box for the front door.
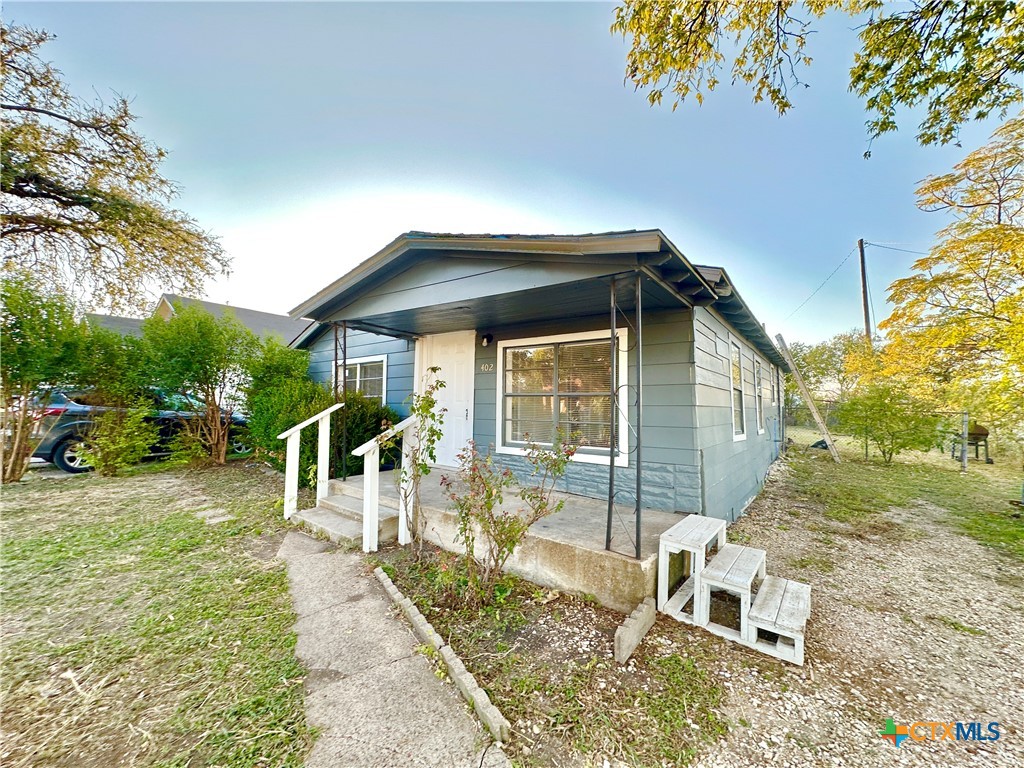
[419,330,475,466]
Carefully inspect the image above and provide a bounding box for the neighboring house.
[291,230,789,522]
[154,294,314,344]
[84,313,145,337]
[86,294,315,345]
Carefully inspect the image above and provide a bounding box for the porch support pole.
[606,278,617,551]
[341,321,349,480]
[634,273,643,560]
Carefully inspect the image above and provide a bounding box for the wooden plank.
[664,576,696,618]
[775,333,841,463]
[701,543,743,584]
[748,575,788,625]
[723,546,766,588]
[775,581,812,634]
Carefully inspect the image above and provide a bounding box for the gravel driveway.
[688,459,1024,768]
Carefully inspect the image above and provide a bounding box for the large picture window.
[497,330,627,465]
[731,342,745,439]
[336,355,386,406]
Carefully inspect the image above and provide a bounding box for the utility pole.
[858,238,871,340]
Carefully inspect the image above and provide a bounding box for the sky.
[7,1,1009,344]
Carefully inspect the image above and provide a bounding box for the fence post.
[960,411,969,473]
[284,432,300,520]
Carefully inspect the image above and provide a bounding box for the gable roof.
[84,313,145,338]
[160,294,314,345]
[292,230,786,369]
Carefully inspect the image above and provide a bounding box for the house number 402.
[479,363,495,373]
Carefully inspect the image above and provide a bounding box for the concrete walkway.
[276,531,509,768]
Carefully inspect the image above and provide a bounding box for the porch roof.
[292,230,787,370]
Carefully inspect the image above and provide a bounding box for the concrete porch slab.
[335,469,684,614]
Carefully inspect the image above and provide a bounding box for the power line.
[864,241,929,256]
[785,245,858,320]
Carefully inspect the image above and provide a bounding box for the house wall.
[692,307,783,522]
[473,309,702,514]
[305,327,416,417]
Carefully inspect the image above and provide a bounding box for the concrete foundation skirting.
[374,567,512,744]
[614,597,657,664]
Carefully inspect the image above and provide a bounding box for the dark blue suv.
[32,390,250,473]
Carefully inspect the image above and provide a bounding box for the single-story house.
[291,230,788,525]
[87,293,315,345]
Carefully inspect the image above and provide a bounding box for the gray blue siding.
[305,327,416,417]
[692,307,783,521]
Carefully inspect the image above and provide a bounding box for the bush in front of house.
[243,339,399,485]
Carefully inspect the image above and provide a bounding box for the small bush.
[333,390,400,477]
[81,402,159,476]
[246,378,334,485]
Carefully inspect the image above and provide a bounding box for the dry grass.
[0,462,314,767]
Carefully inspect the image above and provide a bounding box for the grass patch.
[788,450,1023,559]
[788,554,836,573]
[0,463,314,767]
[376,546,727,766]
[932,615,986,636]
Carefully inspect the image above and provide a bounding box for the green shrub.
[334,390,400,477]
[80,402,160,476]
[246,378,334,485]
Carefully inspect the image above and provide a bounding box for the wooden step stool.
[747,575,812,666]
[699,543,766,642]
[657,515,727,624]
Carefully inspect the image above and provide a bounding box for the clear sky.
[7,1,1007,344]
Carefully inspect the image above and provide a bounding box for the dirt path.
[688,460,1024,768]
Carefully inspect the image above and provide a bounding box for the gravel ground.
[687,457,1024,768]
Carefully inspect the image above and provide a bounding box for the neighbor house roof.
[84,313,145,338]
[158,294,314,345]
[291,229,787,369]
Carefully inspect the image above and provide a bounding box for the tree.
[835,382,945,463]
[611,1,1023,148]
[0,272,83,482]
[787,330,867,401]
[879,113,1023,446]
[1,24,228,311]
[144,303,257,465]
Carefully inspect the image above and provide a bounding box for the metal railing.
[351,414,416,553]
[277,402,345,520]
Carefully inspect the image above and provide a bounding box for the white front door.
[418,330,475,467]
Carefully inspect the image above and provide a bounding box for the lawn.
[0,462,314,767]
[786,427,1024,560]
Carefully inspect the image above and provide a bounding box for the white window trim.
[730,337,747,442]
[496,328,629,467]
[755,358,766,435]
[334,354,388,404]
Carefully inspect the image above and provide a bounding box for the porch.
[292,469,683,614]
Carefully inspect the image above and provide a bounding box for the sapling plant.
[441,431,578,605]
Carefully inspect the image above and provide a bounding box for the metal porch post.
[606,278,617,551]
[341,321,349,480]
[634,273,643,560]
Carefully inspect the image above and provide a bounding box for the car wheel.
[52,436,91,474]
[230,436,253,456]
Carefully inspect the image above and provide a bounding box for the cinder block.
[614,597,656,663]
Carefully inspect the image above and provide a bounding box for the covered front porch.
[294,469,683,614]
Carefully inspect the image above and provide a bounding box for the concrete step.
[292,502,399,545]
[328,476,401,510]
[291,508,364,546]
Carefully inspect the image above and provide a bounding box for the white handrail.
[278,402,345,520]
[353,415,417,552]
[277,402,345,440]
[351,415,416,456]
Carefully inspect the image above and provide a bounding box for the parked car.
[31,389,251,473]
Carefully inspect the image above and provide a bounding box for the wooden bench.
[699,543,766,642]
[747,575,812,666]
